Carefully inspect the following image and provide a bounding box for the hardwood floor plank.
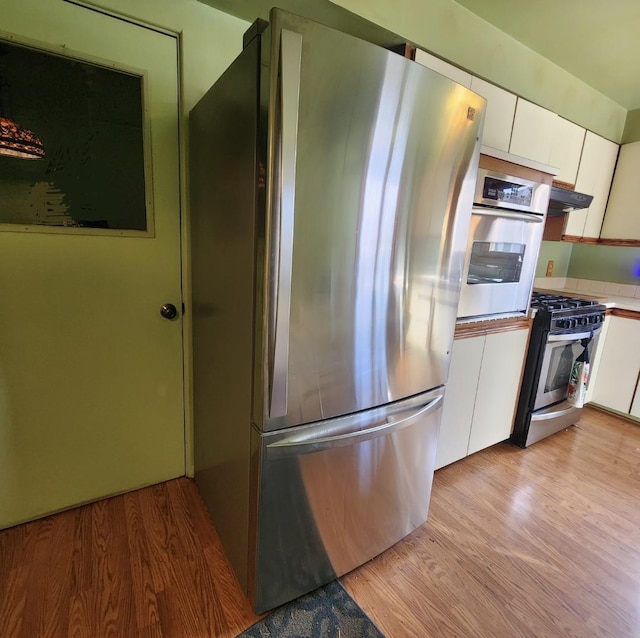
[70,502,93,596]
[68,590,93,638]
[38,511,76,638]
[123,490,161,632]
[88,497,136,637]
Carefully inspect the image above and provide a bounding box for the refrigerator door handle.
[267,393,444,457]
[270,29,303,419]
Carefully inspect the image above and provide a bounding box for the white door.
[0,1,184,527]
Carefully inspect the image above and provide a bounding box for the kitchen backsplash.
[534,277,640,298]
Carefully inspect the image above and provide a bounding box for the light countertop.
[533,279,640,313]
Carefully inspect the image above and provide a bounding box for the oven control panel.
[551,311,605,333]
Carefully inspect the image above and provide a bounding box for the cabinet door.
[468,328,529,455]
[565,132,619,238]
[414,49,473,88]
[469,77,516,152]
[630,377,640,420]
[584,315,610,404]
[435,336,484,469]
[600,141,640,240]
[549,118,586,185]
[509,98,558,165]
[591,316,640,413]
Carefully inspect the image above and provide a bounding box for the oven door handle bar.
[547,329,599,342]
[473,208,544,223]
[530,400,579,422]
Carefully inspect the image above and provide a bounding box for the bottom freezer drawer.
[252,388,443,612]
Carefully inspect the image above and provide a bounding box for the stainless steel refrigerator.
[190,9,484,613]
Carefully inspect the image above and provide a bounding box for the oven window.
[467,242,526,284]
[544,344,576,393]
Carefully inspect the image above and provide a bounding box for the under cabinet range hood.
[548,185,593,213]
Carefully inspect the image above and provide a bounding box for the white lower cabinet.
[584,315,610,404]
[436,327,530,469]
[631,387,640,420]
[590,315,640,416]
[435,336,484,469]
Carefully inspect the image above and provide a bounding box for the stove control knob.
[557,319,568,329]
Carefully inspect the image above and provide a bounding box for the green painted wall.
[622,108,640,143]
[567,244,640,284]
[535,241,573,279]
[90,0,249,113]
[331,0,626,142]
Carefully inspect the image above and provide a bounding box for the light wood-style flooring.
[1,406,639,637]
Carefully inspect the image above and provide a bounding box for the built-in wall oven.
[457,162,551,319]
[511,293,606,447]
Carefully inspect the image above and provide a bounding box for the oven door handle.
[548,329,600,342]
[473,208,544,223]
[531,400,580,422]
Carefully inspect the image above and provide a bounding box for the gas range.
[511,292,607,448]
[530,292,606,335]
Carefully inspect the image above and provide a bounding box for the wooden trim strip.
[479,155,553,185]
[561,235,599,244]
[455,316,532,339]
[610,307,640,320]
[562,235,640,247]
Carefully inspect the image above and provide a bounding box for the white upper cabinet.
[549,117,586,185]
[564,131,619,238]
[470,77,517,152]
[600,141,640,240]
[509,98,559,165]
[414,49,473,88]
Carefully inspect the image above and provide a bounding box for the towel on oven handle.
[566,334,592,408]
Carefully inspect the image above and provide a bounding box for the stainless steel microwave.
[458,167,551,319]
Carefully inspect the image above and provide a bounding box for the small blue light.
[634,261,640,279]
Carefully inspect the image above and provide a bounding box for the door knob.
[160,303,178,320]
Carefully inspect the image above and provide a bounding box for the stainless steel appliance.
[457,165,551,319]
[189,9,485,612]
[511,293,606,447]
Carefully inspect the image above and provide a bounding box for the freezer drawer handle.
[267,394,443,457]
[270,28,303,419]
